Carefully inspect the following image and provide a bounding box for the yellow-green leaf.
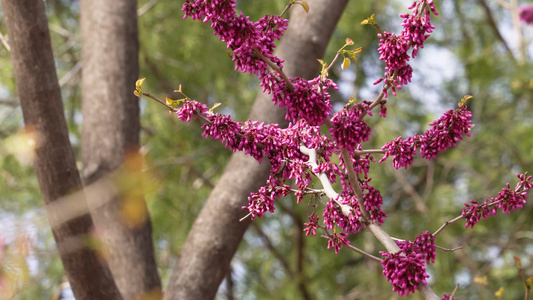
[299,1,309,13]
[341,57,350,70]
[133,90,140,98]
[361,14,375,25]
[514,256,522,269]
[494,287,504,299]
[345,38,354,46]
[208,102,222,113]
[165,97,177,106]
[135,78,146,91]
[526,276,533,286]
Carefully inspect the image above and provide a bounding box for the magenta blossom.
[327,232,350,254]
[462,173,533,228]
[380,103,473,169]
[330,102,372,155]
[381,249,430,297]
[303,213,320,236]
[519,5,533,25]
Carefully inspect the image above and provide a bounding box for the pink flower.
[176,100,208,122]
[519,5,533,25]
[380,249,430,297]
[327,232,350,254]
[329,102,372,155]
[261,75,336,126]
[303,213,319,236]
[462,173,532,228]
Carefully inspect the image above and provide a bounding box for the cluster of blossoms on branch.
[381,231,435,296]
[374,0,438,97]
[134,0,533,298]
[462,173,533,228]
[379,101,473,169]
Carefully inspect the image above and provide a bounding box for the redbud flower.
[379,136,416,169]
[202,113,242,150]
[519,5,533,25]
[330,102,372,155]
[323,196,364,234]
[362,181,387,225]
[304,213,319,236]
[327,232,350,254]
[243,176,290,219]
[176,100,208,122]
[462,173,532,228]
[261,74,336,126]
[381,249,430,297]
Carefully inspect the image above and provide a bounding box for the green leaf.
[514,256,522,269]
[341,57,350,70]
[299,1,309,13]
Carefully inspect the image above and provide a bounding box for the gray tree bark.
[163,1,349,299]
[80,0,162,299]
[2,0,122,299]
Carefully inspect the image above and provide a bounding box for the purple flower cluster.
[323,195,364,234]
[419,104,473,159]
[202,113,241,149]
[304,213,319,236]
[176,100,208,122]
[397,231,436,264]
[374,0,438,97]
[380,249,430,297]
[330,102,372,155]
[380,103,473,169]
[462,173,533,228]
[442,294,458,300]
[379,136,416,169]
[244,176,290,219]
[350,146,376,179]
[261,74,336,126]
[519,5,533,25]
[362,180,387,225]
[381,231,435,296]
[327,232,350,254]
[182,0,287,76]
[401,0,438,58]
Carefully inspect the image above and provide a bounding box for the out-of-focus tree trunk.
[2,0,122,299]
[163,1,349,299]
[80,0,162,299]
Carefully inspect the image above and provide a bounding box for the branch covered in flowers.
[136,0,531,298]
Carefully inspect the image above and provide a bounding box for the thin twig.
[0,31,10,52]
[435,245,463,252]
[254,48,295,90]
[137,0,159,16]
[353,149,386,155]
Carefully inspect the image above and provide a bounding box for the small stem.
[324,51,342,75]
[353,149,386,155]
[279,2,293,18]
[344,243,382,262]
[432,215,464,237]
[320,235,382,262]
[254,48,295,90]
[239,212,252,222]
[369,70,398,111]
[141,92,177,112]
[435,245,463,252]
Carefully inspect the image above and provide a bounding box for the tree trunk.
[80,0,162,299]
[2,0,122,299]
[163,1,349,299]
